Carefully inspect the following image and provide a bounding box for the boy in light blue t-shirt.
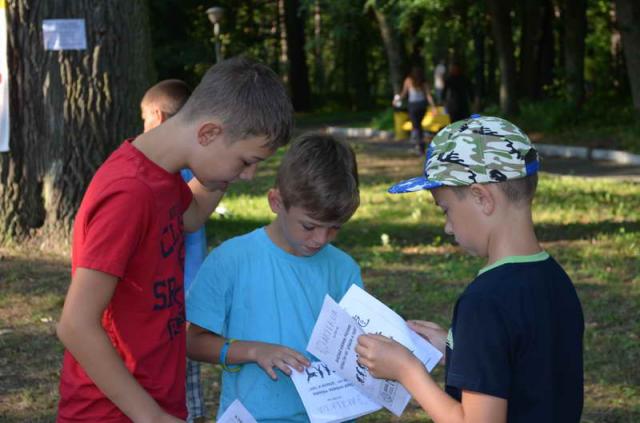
[186,133,362,422]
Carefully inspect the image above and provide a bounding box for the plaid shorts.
[186,358,205,421]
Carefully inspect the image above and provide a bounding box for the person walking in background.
[393,66,437,155]
[443,62,474,123]
[433,59,447,105]
[140,79,208,423]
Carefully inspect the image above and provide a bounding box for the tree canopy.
[150,0,638,116]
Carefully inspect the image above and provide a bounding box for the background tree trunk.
[472,24,486,104]
[519,0,545,99]
[312,0,325,95]
[486,0,519,115]
[563,0,587,108]
[538,1,555,92]
[370,3,407,95]
[284,0,312,111]
[615,0,640,116]
[0,0,154,246]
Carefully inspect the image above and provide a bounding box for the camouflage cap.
[389,115,539,194]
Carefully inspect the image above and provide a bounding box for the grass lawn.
[1,139,638,422]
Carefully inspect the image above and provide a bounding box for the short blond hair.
[141,79,191,117]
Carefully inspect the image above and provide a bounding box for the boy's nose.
[312,228,335,246]
[239,163,258,181]
[444,222,453,236]
[316,230,329,245]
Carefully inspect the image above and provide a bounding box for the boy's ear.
[197,122,223,146]
[469,184,495,215]
[158,110,170,124]
[267,188,283,214]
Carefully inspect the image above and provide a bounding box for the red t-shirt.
[58,140,192,422]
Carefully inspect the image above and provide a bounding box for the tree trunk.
[277,0,288,81]
[408,15,423,68]
[538,1,555,91]
[563,0,587,108]
[472,24,486,103]
[312,0,325,95]
[616,0,640,116]
[284,0,311,111]
[519,0,545,99]
[370,4,407,95]
[487,35,497,103]
[0,0,154,246]
[486,0,519,115]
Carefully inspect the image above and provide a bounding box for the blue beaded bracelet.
[219,338,242,372]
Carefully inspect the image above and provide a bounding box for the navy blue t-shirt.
[444,252,584,422]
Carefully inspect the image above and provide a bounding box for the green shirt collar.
[478,251,549,276]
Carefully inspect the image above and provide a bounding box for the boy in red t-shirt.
[140,79,208,423]
[56,57,293,423]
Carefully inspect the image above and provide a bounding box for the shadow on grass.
[536,220,640,243]
[206,217,640,251]
[582,407,640,423]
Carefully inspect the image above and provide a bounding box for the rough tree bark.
[0,0,154,246]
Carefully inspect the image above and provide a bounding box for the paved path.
[349,137,640,182]
[540,156,640,181]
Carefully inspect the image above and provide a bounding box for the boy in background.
[186,134,362,422]
[56,57,293,423]
[357,116,584,423]
[141,79,207,423]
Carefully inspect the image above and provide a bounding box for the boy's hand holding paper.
[356,333,421,382]
[304,286,443,418]
[339,285,442,373]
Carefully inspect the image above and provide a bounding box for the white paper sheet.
[291,361,382,423]
[42,19,87,51]
[339,284,442,373]
[217,399,257,423]
[306,296,409,416]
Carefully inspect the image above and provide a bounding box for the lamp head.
[206,7,224,25]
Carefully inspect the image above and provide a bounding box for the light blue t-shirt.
[180,169,207,290]
[187,227,363,422]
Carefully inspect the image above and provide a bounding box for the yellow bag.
[402,106,450,133]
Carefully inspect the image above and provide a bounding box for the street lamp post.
[206,6,224,63]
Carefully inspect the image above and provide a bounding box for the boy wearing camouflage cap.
[356,116,584,423]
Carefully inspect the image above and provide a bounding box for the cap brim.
[388,176,443,194]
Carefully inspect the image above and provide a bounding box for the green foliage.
[584,0,628,94]
[148,0,215,88]
[369,108,395,130]
[510,95,640,152]
[295,108,385,129]
[146,0,637,143]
